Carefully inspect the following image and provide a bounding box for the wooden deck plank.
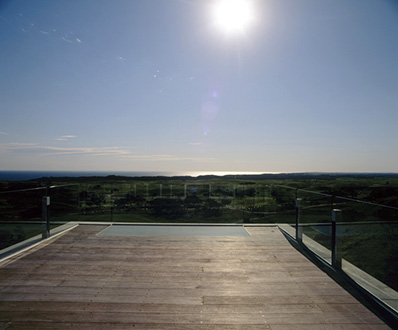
[1,323,272,330]
[0,225,389,328]
[2,323,390,330]
[0,310,384,325]
[0,301,323,314]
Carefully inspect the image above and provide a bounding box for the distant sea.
[0,171,269,181]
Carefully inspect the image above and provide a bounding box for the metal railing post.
[296,198,302,243]
[332,209,342,270]
[42,196,50,239]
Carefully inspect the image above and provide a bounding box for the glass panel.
[269,185,296,224]
[298,190,333,263]
[78,182,109,222]
[49,184,80,229]
[85,183,278,224]
[336,197,398,292]
[0,186,47,250]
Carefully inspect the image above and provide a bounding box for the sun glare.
[213,0,255,34]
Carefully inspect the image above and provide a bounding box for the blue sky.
[0,0,397,173]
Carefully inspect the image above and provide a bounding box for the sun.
[213,0,255,34]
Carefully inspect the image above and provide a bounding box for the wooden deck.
[0,225,389,329]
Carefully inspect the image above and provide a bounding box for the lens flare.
[201,101,219,122]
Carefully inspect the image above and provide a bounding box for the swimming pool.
[98,224,251,237]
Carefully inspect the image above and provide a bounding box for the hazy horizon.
[1,170,397,182]
[1,0,397,173]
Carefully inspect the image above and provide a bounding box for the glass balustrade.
[0,184,79,254]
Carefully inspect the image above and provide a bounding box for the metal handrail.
[0,184,79,194]
[335,195,398,210]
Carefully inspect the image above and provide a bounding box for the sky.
[0,0,397,174]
